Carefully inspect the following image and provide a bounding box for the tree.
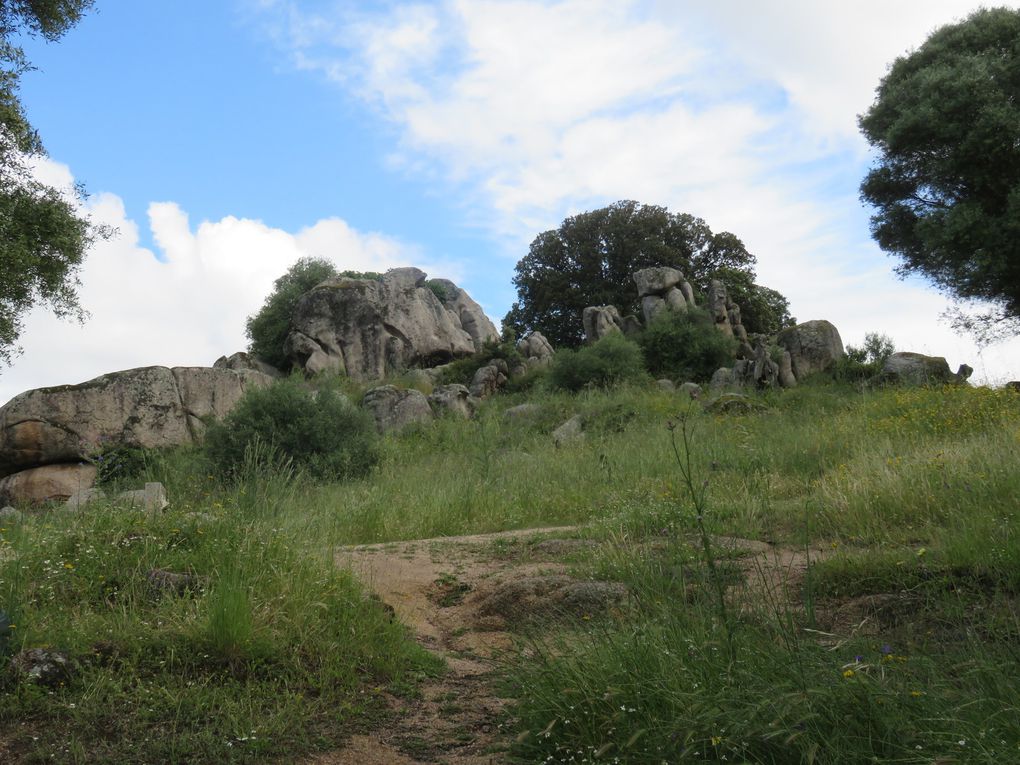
[0,0,105,365]
[859,8,1020,325]
[245,257,340,369]
[503,200,787,348]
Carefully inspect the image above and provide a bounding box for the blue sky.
[3,0,1019,401]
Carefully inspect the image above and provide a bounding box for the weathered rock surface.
[880,352,972,386]
[503,403,542,421]
[552,414,585,446]
[776,320,844,379]
[9,648,73,687]
[516,331,555,364]
[362,386,434,434]
[707,280,734,337]
[0,365,273,478]
[582,305,624,343]
[778,350,797,388]
[469,360,509,399]
[118,482,169,513]
[285,268,497,381]
[679,382,703,399]
[641,295,667,324]
[428,384,473,419]
[0,506,22,524]
[656,379,676,391]
[213,351,283,379]
[633,267,683,297]
[0,463,97,505]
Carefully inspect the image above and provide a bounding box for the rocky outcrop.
[582,305,625,343]
[880,353,973,386]
[213,351,283,379]
[706,280,750,350]
[285,268,498,382]
[776,320,844,379]
[633,267,696,325]
[0,366,273,489]
[428,384,473,419]
[362,385,434,434]
[469,360,509,399]
[0,464,97,506]
[516,331,555,364]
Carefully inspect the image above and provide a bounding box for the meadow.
[1,377,1018,763]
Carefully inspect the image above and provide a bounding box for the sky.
[2,0,1019,403]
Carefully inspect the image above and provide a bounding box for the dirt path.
[308,526,578,765]
[308,528,831,764]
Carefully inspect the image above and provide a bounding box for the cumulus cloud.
[0,158,452,403]
[250,0,1020,382]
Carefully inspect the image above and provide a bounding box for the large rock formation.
[0,365,273,503]
[582,305,625,343]
[633,267,695,325]
[881,353,972,386]
[362,385,434,433]
[516,331,555,364]
[285,268,498,382]
[776,320,844,379]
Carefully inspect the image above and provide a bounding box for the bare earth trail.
[307,528,830,765]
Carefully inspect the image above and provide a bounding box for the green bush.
[245,257,339,369]
[547,333,647,392]
[837,331,895,382]
[203,378,379,481]
[636,307,738,382]
[435,334,525,386]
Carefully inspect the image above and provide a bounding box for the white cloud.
[0,158,455,404]
[251,0,1020,382]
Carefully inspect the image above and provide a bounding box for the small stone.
[65,487,106,512]
[552,415,585,446]
[678,382,702,399]
[656,379,676,391]
[9,648,73,687]
[0,506,22,523]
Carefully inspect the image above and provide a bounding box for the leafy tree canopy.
[859,7,1020,324]
[503,200,789,348]
[245,257,340,369]
[0,0,104,365]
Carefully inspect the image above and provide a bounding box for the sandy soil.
[308,528,832,764]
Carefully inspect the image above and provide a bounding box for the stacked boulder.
[633,267,696,325]
[516,331,555,366]
[706,279,753,358]
[0,365,274,505]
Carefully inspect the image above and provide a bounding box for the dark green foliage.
[859,8,1020,320]
[425,279,448,302]
[547,333,647,392]
[435,334,524,386]
[245,257,339,369]
[203,377,379,481]
[503,200,789,348]
[91,445,151,486]
[0,0,106,364]
[637,308,738,382]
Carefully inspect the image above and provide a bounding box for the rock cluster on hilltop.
[284,267,498,382]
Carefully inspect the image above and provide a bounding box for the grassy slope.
[1,379,1018,762]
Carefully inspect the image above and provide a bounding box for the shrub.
[435,334,525,387]
[203,378,379,481]
[837,331,896,382]
[636,308,738,382]
[245,257,339,369]
[547,333,647,392]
